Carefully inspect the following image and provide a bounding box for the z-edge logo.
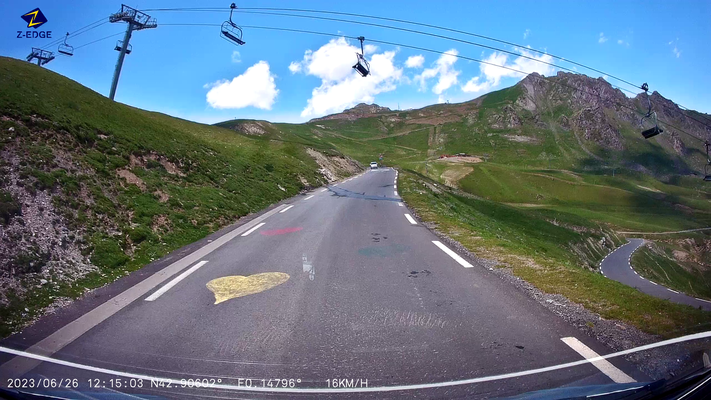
[21,8,48,29]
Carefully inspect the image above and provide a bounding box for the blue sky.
[1,0,709,124]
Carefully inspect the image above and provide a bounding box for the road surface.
[600,239,711,311]
[0,168,648,399]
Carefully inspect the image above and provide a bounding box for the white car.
[370,162,378,170]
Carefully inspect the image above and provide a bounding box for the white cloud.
[231,50,241,63]
[669,38,681,58]
[290,37,403,118]
[405,54,425,68]
[205,61,278,110]
[523,29,531,40]
[364,44,378,54]
[598,32,608,43]
[462,76,493,93]
[617,39,630,47]
[461,48,555,94]
[288,61,301,74]
[415,49,460,95]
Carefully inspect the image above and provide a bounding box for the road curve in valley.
[600,239,711,311]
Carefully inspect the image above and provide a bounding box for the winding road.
[0,168,648,398]
[600,239,711,311]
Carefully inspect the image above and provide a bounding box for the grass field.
[0,57,334,337]
[633,242,711,300]
[398,170,711,337]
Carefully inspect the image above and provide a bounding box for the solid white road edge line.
[10,330,708,393]
[304,195,314,200]
[561,337,636,384]
[240,222,265,237]
[404,214,417,225]
[432,241,474,268]
[145,261,208,301]
[0,203,287,379]
[279,205,294,213]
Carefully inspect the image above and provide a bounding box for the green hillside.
[0,57,355,336]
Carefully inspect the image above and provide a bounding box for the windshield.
[1,1,711,399]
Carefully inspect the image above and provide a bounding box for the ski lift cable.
[39,17,111,50]
[161,22,705,144]
[233,9,640,97]
[147,7,711,131]
[236,10,711,131]
[74,32,126,51]
[140,6,644,93]
[677,104,711,127]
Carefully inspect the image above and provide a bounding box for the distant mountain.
[220,71,708,177]
[309,103,392,123]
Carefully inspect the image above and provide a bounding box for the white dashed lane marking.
[561,337,636,384]
[304,195,314,201]
[432,241,474,268]
[241,222,265,237]
[279,205,294,213]
[145,261,208,302]
[404,214,417,225]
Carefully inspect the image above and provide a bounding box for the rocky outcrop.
[309,103,392,122]
[573,108,624,150]
[305,148,363,182]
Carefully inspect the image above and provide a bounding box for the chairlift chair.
[114,40,132,54]
[220,3,245,46]
[352,36,370,77]
[58,32,74,56]
[639,82,663,139]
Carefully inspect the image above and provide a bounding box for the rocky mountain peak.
[309,103,392,122]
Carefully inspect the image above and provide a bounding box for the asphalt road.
[0,168,649,399]
[601,239,711,311]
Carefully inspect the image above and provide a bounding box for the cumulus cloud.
[461,48,555,94]
[290,37,403,117]
[523,29,531,40]
[598,32,608,43]
[288,61,301,73]
[364,44,378,54]
[231,50,241,63]
[205,61,278,110]
[405,54,425,68]
[415,49,460,95]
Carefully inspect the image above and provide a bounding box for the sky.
[1,0,710,124]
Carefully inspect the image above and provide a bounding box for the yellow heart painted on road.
[206,272,290,304]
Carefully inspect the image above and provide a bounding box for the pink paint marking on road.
[260,227,303,236]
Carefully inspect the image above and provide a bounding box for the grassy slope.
[633,242,711,300]
[0,57,329,336]
[399,170,710,337]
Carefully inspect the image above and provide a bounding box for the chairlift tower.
[108,5,156,101]
[26,48,55,66]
